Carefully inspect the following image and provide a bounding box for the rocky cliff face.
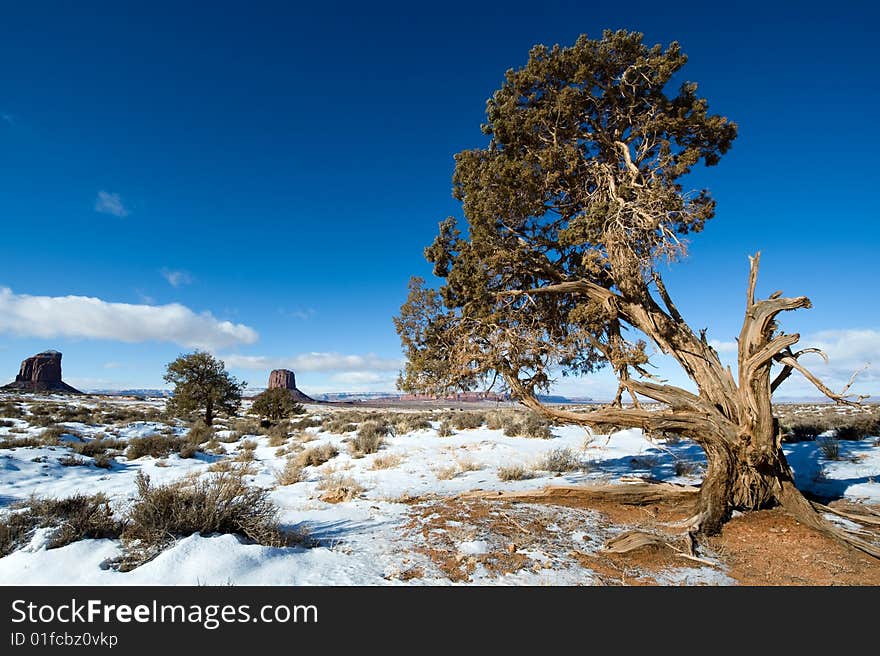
[266,368,314,403]
[2,351,82,394]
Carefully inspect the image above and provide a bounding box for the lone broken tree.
[164,351,245,426]
[395,30,877,555]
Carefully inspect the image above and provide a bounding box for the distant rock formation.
[266,369,314,403]
[2,350,82,394]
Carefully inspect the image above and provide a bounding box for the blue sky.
[1,1,878,399]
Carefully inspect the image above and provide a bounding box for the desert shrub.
[93,453,115,469]
[391,413,433,434]
[782,419,829,442]
[323,418,358,434]
[274,457,304,486]
[239,439,258,451]
[217,430,243,443]
[229,417,262,436]
[266,420,292,443]
[72,437,126,457]
[0,402,24,418]
[0,493,121,557]
[498,464,532,481]
[317,474,364,503]
[290,416,322,430]
[351,421,389,455]
[40,426,65,443]
[502,412,552,438]
[187,420,214,445]
[99,406,162,424]
[817,437,841,461]
[59,454,89,467]
[834,416,879,440]
[435,465,459,480]
[371,454,402,470]
[118,472,292,570]
[294,444,338,468]
[125,434,184,460]
[450,411,485,430]
[455,457,481,472]
[0,419,14,428]
[485,412,506,430]
[437,421,454,437]
[234,449,255,462]
[538,447,581,473]
[0,436,44,449]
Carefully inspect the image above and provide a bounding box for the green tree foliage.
[163,351,245,426]
[251,387,305,422]
[395,29,736,400]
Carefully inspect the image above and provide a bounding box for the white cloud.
[103,361,123,369]
[222,352,403,373]
[0,287,258,350]
[94,190,130,217]
[161,268,193,287]
[709,339,738,354]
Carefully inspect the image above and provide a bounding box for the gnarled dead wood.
[459,482,700,506]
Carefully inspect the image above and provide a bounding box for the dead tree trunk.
[508,253,878,556]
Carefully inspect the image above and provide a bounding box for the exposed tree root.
[463,480,880,560]
[777,482,880,559]
[458,482,699,506]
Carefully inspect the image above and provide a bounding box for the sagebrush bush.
[0,436,44,449]
[0,493,121,557]
[450,411,485,430]
[317,474,364,503]
[351,421,389,455]
[502,412,552,438]
[498,464,532,481]
[72,437,126,457]
[119,471,293,570]
[817,437,841,461]
[59,454,89,467]
[0,402,24,418]
[391,413,433,434]
[371,453,402,470]
[437,421,454,437]
[274,457,304,486]
[289,416,322,430]
[538,447,581,473]
[187,421,214,445]
[126,434,186,460]
[295,444,338,468]
[40,426,65,444]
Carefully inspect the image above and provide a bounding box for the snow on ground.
[0,396,877,586]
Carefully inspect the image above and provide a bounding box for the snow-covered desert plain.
[1,395,878,586]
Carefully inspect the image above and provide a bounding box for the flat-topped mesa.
[267,368,314,403]
[2,350,82,394]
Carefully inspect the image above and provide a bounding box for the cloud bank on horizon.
[0,286,257,351]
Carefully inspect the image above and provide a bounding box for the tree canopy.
[396,29,736,401]
[251,387,304,422]
[164,351,245,426]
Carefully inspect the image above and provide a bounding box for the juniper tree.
[395,30,876,555]
[164,351,245,426]
[251,387,305,422]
